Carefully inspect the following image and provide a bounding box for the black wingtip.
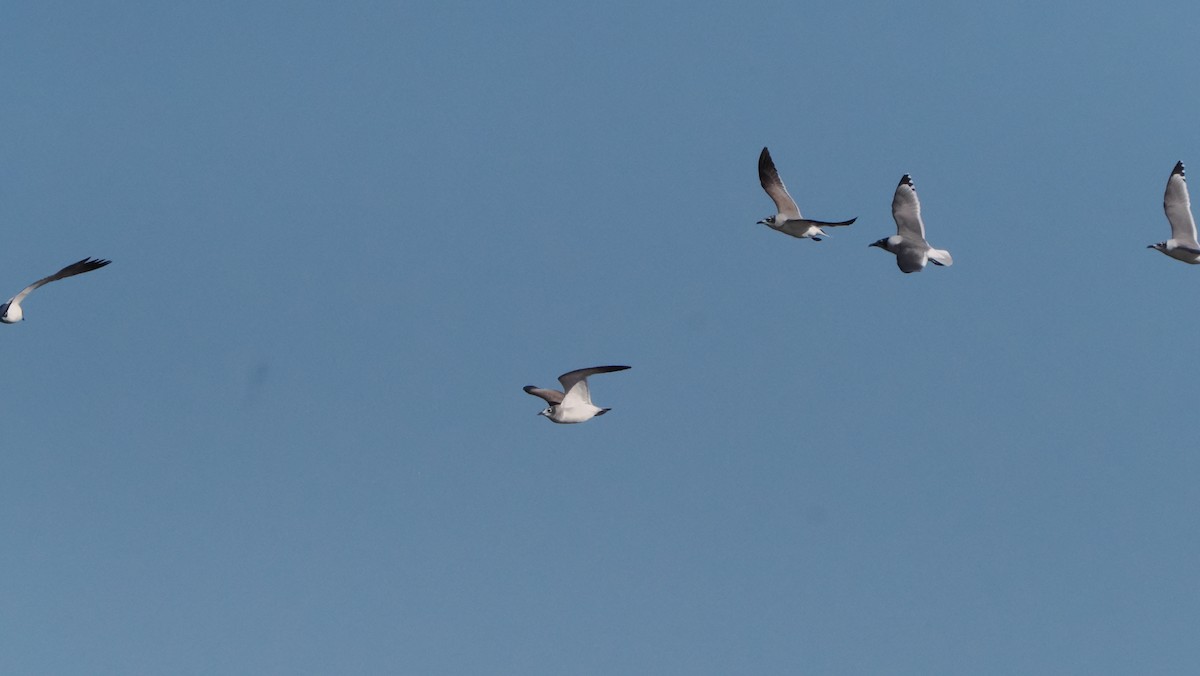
[758,147,773,171]
[899,174,913,187]
[1173,161,1186,178]
[758,148,779,188]
[522,385,537,393]
[55,257,111,278]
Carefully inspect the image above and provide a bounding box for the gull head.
[538,407,553,418]
[757,215,775,226]
[869,236,902,253]
[0,302,21,324]
[1148,242,1166,251]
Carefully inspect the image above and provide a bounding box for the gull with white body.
[524,365,630,424]
[1148,161,1200,264]
[0,257,111,324]
[870,175,953,273]
[756,147,856,241]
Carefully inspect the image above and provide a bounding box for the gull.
[1148,161,1200,264]
[870,175,953,273]
[523,365,630,424]
[0,257,111,324]
[756,147,855,241]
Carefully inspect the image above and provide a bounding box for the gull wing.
[523,386,564,405]
[7,257,111,306]
[558,365,631,408]
[891,175,928,244]
[774,217,857,238]
[758,147,802,219]
[1163,161,1200,248]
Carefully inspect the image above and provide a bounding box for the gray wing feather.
[805,217,857,227]
[891,175,928,244]
[523,386,564,405]
[558,365,631,408]
[774,218,856,239]
[1164,161,1199,246]
[758,147,802,219]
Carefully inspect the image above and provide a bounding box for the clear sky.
[1,1,1198,674]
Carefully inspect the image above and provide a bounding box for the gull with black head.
[756,147,856,241]
[524,365,630,424]
[870,175,953,273]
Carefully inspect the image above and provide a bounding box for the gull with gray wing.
[870,175,953,273]
[0,257,111,324]
[1148,161,1200,264]
[756,147,855,242]
[524,365,630,424]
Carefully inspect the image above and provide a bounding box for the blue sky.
[1,1,1198,673]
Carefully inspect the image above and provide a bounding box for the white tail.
[928,248,953,267]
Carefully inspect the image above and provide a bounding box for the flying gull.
[1148,161,1200,264]
[756,147,856,241]
[870,175,953,273]
[0,257,111,324]
[524,365,630,424]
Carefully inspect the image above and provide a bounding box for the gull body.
[756,147,855,241]
[870,175,953,273]
[523,365,630,424]
[1148,161,1200,263]
[0,257,111,324]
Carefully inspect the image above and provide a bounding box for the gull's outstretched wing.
[1164,161,1200,248]
[773,218,857,239]
[891,175,928,244]
[805,217,857,227]
[758,147,802,219]
[7,257,111,306]
[558,365,631,408]
[523,386,564,405]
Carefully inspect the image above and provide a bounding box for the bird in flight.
[756,147,856,242]
[0,257,111,324]
[1148,161,1200,264]
[870,175,953,273]
[524,365,631,424]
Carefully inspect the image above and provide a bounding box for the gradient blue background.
[2,1,1198,673]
